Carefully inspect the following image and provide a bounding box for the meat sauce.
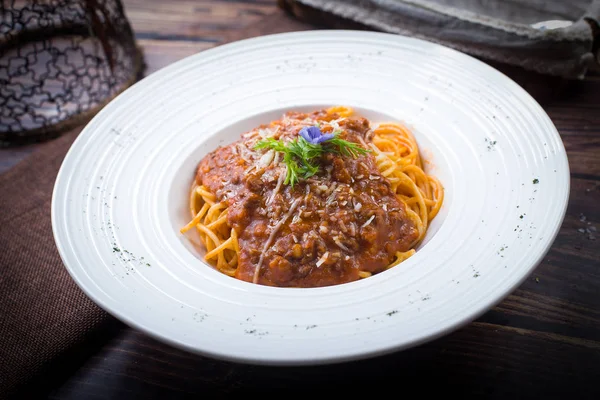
[196,110,418,287]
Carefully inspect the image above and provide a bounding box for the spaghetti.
[181,107,443,287]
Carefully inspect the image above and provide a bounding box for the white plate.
[52,31,569,365]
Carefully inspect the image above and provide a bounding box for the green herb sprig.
[254,129,370,187]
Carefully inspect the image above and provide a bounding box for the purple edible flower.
[299,126,335,145]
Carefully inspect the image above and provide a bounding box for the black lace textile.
[0,0,144,144]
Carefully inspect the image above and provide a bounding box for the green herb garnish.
[254,127,370,187]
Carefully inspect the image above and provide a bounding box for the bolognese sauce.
[195,109,420,287]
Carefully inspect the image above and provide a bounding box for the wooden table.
[2,1,599,398]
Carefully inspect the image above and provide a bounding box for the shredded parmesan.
[348,223,356,236]
[257,128,268,138]
[237,144,254,163]
[361,215,375,228]
[243,165,256,175]
[325,117,346,131]
[382,204,387,211]
[259,150,274,168]
[272,125,281,137]
[316,251,329,268]
[326,194,336,205]
[339,220,348,232]
[267,168,286,205]
[253,198,301,283]
[291,213,302,224]
[354,202,362,212]
[334,238,349,251]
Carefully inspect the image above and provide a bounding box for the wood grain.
[123,0,277,42]
[2,0,600,398]
[137,39,215,75]
[47,321,599,399]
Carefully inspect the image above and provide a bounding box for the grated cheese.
[334,238,349,251]
[243,165,256,175]
[316,251,329,268]
[349,223,356,236]
[253,198,301,283]
[339,220,348,232]
[326,191,337,205]
[237,144,254,163]
[259,150,274,168]
[354,202,362,212]
[325,117,346,131]
[267,168,286,205]
[291,213,302,224]
[361,215,375,228]
[357,136,369,147]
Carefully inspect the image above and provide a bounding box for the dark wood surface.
[2,0,599,398]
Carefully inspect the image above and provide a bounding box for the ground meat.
[196,109,419,287]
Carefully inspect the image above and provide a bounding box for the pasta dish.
[181,107,443,287]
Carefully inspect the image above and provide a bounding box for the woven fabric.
[0,128,112,398]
